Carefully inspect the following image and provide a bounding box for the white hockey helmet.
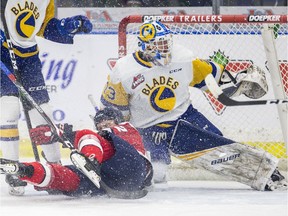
[138,20,173,66]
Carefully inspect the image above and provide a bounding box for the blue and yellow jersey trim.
[156,123,173,128]
[175,148,214,161]
[100,76,130,111]
[2,42,39,57]
[37,0,55,38]
[133,51,153,68]
[0,125,19,141]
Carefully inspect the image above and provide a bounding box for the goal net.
[118,15,288,180]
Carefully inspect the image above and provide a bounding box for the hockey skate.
[265,169,288,191]
[0,158,30,196]
[70,151,101,188]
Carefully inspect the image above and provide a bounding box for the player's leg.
[182,104,222,135]
[101,133,150,191]
[74,130,151,192]
[0,96,28,196]
[139,125,172,184]
[140,104,222,184]
[170,120,287,191]
[19,53,61,163]
[0,54,27,195]
[0,158,95,196]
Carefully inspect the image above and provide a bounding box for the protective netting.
[120,16,287,175]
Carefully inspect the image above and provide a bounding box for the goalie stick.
[205,74,288,106]
[0,0,40,161]
[0,61,147,199]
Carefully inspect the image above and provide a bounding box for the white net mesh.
[119,15,288,178]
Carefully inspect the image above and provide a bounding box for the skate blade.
[70,153,101,188]
[8,185,25,196]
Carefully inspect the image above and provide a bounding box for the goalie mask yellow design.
[138,20,173,66]
[139,23,156,43]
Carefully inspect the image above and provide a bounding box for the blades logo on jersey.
[150,86,176,112]
[142,76,179,113]
[11,2,40,38]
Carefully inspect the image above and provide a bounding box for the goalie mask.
[138,20,173,66]
[93,107,124,131]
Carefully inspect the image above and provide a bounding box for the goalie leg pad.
[169,121,278,190]
[179,143,278,191]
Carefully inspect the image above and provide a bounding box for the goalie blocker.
[170,120,287,191]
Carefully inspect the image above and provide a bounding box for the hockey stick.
[88,94,99,112]
[88,94,98,121]
[0,62,147,199]
[0,1,40,161]
[205,74,288,106]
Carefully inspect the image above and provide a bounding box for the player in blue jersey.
[100,20,287,191]
[0,0,92,195]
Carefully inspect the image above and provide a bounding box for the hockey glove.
[57,15,92,36]
[98,128,113,141]
[29,123,74,146]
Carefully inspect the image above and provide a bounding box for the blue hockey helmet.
[93,107,124,130]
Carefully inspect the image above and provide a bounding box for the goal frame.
[118,14,288,57]
[117,14,288,156]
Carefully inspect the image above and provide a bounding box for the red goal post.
[117,14,288,178]
[118,14,288,57]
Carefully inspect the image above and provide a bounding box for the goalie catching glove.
[219,64,268,99]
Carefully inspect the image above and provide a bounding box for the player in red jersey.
[0,107,152,198]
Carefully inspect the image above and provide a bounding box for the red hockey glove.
[30,124,75,146]
[29,125,60,145]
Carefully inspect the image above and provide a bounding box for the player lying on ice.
[100,20,287,191]
[1,0,93,196]
[0,107,153,198]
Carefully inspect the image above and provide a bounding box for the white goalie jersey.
[100,44,223,128]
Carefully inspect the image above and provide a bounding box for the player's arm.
[100,75,131,121]
[37,0,92,44]
[192,51,268,99]
[190,58,224,89]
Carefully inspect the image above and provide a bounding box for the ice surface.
[1,175,287,216]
